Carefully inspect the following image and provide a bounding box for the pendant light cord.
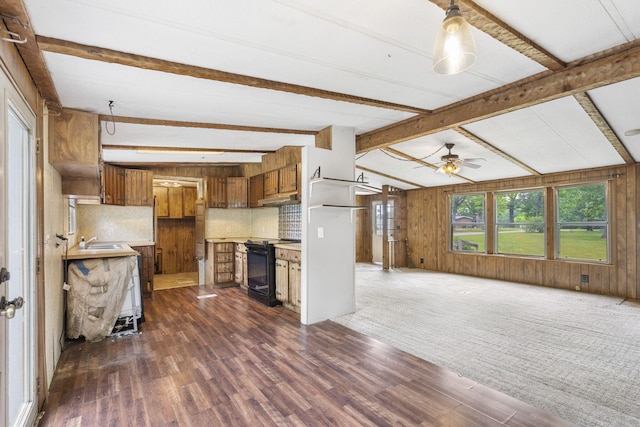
[105,100,116,135]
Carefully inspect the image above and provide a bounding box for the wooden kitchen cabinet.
[207,177,227,208]
[206,242,235,285]
[249,174,264,208]
[275,259,289,304]
[130,244,155,297]
[275,247,301,312]
[49,108,99,178]
[263,170,279,197]
[154,186,169,217]
[279,163,298,194]
[182,186,197,217]
[125,169,153,206]
[103,164,125,205]
[227,177,248,208]
[234,243,248,288]
[168,186,184,219]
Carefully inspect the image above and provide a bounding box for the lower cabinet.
[130,244,155,298]
[275,247,301,313]
[206,242,235,285]
[234,243,248,288]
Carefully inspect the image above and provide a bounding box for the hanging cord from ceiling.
[105,100,116,135]
[380,144,446,162]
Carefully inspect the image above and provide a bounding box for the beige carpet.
[333,263,640,427]
[154,272,198,290]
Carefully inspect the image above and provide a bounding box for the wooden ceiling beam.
[429,0,565,71]
[453,127,541,175]
[99,115,317,135]
[102,144,275,154]
[355,164,426,188]
[356,40,640,153]
[37,35,430,115]
[0,0,60,111]
[572,92,634,165]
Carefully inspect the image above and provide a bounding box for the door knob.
[0,296,24,319]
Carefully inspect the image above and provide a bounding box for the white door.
[0,70,37,427]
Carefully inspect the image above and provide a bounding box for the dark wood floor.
[40,286,574,426]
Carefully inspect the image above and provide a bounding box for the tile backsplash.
[77,205,153,242]
[279,204,301,240]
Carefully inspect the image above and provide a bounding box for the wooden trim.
[0,19,39,111]
[356,40,640,153]
[573,92,634,164]
[35,97,47,408]
[355,165,424,188]
[0,1,60,111]
[315,126,332,150]
[99,115,317,135]
[37,36,430,114]
[102,145,275,154]
[454,127,541,175]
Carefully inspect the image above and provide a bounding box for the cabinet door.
[125,169,153,206]
[249,174,264,208]
[130,245,155,297]
[168,186,183,218]
[195,200,206,261]
[207,177,227,208]
[234,252,243,284]
[275,259,289,303]
[242,253,248,289]
[182,186,197,217]
[205,242,214,285]
[263,170,279,197]
[227,177,248,208]
[279,164,298,194]
[50,109,99,178]
[103,164,125,205]
[154,186,169,217]
[289,262,301,309]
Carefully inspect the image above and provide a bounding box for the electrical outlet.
[420,257,424,264]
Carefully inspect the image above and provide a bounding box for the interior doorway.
[0,70,38,427]
[153,178,202,289]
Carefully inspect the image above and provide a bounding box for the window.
[556,183,608,262]
[374,200,394,236]
[450,193,485,252]
[68,198,76,235]
[495,190,545,256]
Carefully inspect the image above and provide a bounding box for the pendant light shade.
[439,161,460,176]
[432,0,477,75]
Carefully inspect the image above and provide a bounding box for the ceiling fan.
[435,143,484,176]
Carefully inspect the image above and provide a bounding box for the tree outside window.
[556,183,608,262]
[495,190,545,256]
[450,193,485,252]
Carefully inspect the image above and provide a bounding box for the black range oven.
[245,240,280,307]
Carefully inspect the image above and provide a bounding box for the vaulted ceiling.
[3,0,640,190]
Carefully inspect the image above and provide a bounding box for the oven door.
[246,247,269,295]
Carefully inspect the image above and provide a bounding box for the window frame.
[449,192,486,253]
[493,188,546,258]
[554,181,610,263]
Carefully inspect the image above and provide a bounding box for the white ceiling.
[18,0,640,189]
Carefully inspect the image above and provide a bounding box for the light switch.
[317,227,324,238]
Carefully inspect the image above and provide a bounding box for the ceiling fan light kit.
[433,0,477,75]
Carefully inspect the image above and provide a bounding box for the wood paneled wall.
[402,164,639,299]
[355,195,372,262]
[156,218,197,274]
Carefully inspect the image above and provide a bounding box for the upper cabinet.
[263,170,279,197]
[182,186,197,216]
[49,109,99,178]
[154,186,169,217]
[249,174,264,208]
[103,164,153,206]
[279,163,298,194]
[155,185,197,218]
[125,169,153,206]
[206,176,248,208]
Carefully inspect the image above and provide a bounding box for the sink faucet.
[86,237,98,244]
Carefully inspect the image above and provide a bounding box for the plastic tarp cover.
[66,255,137,342]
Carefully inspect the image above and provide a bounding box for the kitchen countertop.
[273,242,301,250]
[205,237,301,251]
[65,242,139,260]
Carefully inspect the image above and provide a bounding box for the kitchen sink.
[85,244,124,250]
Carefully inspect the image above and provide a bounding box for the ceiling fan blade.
[463,158,485,163]
[624,129,640,136]
[463,162,482,169]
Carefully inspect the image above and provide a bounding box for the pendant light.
[439,161,460,176]
[432,0,477,75]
